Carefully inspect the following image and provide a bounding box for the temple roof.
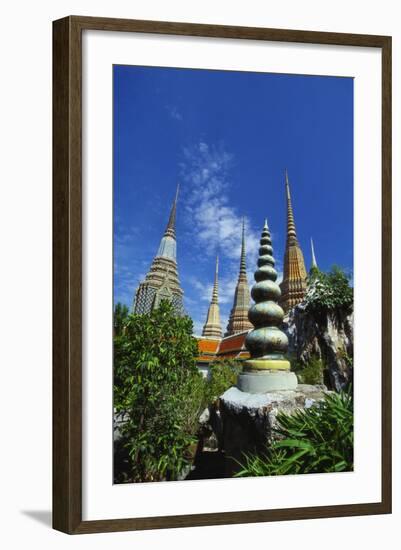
[218,331,248,355]
[197,337,221,353]
[196,330,250,363]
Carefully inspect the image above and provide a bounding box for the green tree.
[113,302,130,336]
[235,390,353,477]
[305,266,353,313]
[293,357,325,385]
[206,360,243,402]
[114,300,205,483]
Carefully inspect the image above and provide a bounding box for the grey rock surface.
[284,304,353,391]
[218,384,329,475]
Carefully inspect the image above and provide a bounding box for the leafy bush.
[180,372,209,437]
[305,266,353,313]
[293,357,325,385]
[206,360,243,402]
[235,390,353,477]
[114,300,206,483]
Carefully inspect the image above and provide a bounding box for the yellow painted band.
[243,359,291,371]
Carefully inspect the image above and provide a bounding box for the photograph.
[112,64,354,484]
[0,0,394,541]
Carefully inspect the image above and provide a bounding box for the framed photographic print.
[53,16,392,534]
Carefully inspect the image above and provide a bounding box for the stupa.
[237,220,297,393]
[225,219,253,336]
[202,257,223,339]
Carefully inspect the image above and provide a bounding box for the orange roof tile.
[197,338,220,353]
[217,332,247,354]
[196,332,251,364]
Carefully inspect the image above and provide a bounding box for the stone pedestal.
[218,384,329,475]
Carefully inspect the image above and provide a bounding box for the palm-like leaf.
[235,390,353,477]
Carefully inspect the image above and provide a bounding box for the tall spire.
[310,237,318,269]
[132,184,184,316]
[225,219,253,336]
[211,256,219,304]
[285,169,297,242]
[239,218,247,275]
[164,183,179,239]
[156,185,180,261]
[202,256,222,339]
[279,170,307,313]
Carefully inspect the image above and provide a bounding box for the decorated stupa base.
[238,369,297,393]
[244,358,291,370]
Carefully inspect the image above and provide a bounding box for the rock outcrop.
[283,304,353,391]
[211,384,329,476]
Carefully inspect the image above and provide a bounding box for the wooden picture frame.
[53,15,392,534]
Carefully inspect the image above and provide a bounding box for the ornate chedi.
[279,170,307,314]
[225,220,253,336]
[133,185,184,315]
[238,220,297,393]
[202,257,223,339]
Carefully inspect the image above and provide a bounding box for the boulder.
[284,304,353,391]
[217,384,329,475]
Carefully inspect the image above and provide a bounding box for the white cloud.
[192,319,204,336]
[180,142,261,269]
[188,274,240,306]
[114,223,154,307]
[179,142,285,334]
[188,272,252,336]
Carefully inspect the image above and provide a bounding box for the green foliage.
[305,266,353,313]
[235,390,353,477]
[293,357,325,385]
[114,302,130,337]
[338,348,353,370]
[180,372,209,437]
[114,300,206,483]
[206,360,243,402]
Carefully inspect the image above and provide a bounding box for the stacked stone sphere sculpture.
[238,220,297,392]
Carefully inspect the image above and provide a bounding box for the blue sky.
[114,65,353,335]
